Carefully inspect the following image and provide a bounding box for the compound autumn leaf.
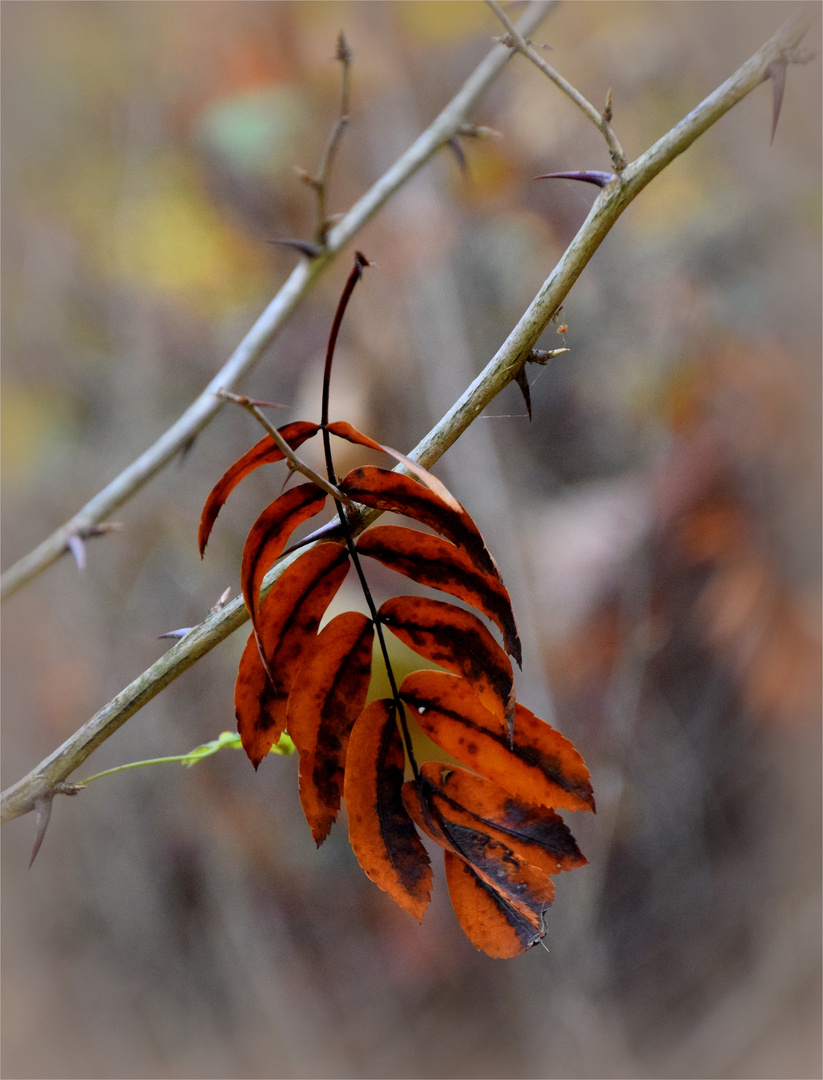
[199,252,593,957]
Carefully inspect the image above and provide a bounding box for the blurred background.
[2,3,820,1077]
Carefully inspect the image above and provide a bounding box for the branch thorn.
[603,88,614,123]
[528,347,569,365]
[513,368,532,421]
[65,521,123,572]
[447,134,468,174]
[267,238,324,260]
[533,170,616,188]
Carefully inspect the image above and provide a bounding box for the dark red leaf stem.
[320,251,371,430]
[319,252,420,780]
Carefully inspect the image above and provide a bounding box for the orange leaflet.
[444,851,545,959]
[286,612,375,845]
[400,670,595,813]
[236,543,350,768]
[240,483,327,632]
[326,421,462,511]
[235,631,287,770]
[379,595,515,735]
[198,420,320,556]
[356,525,522,664]
[338,466,501,582]
[417,763,586,877]
[344,699,432,921]
[402,773,556,925]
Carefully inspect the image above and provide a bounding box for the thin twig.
[215,390,354,507]
[314,31,353,243]
[0,0,555,604]
[0,6,814,833]
[487,0,628,170]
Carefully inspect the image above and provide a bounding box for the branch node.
[336,30,353,66]
[294,166,322,189]
[528,347,569,365]
[456,123,503,140]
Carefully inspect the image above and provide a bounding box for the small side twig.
[298,31,353,245]
[488,0,628,170]
[215,389,354,508]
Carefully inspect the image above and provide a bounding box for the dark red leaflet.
[287,612,375,845]
[198,420,320,556]
[400,670,595,813]
[379,595,515,734]
[344,699,432,921]
[339,466,501,582]
[402,776,555,917]
[444,851,544,958]
[240,483,328,632]
[356,525,522,664]
[326,422,462,510]
[236,543,350,767]
[235,631,288,769]
[417,763,586,875]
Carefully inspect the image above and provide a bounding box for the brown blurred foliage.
[2,3,820,1078]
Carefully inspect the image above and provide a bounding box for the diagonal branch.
[0,0,555,604]
[0,6,814,831]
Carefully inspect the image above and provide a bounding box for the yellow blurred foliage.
[1,384,72,482]
[110,174,272,314]
[630,160,711,237]
[395,1,490,44]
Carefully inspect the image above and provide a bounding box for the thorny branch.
[0,0,555,604]
[1,8,814,848]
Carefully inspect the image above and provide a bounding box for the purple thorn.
[29,796,53,868]
[533,170,616,188]
[66,533,86,572]
[446,134,468,174]
[767,60,786,145]
[513,368,532,422]
[267,238,323,259]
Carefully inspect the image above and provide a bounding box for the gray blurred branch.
[0,0,554,604]
[1,7,814,831]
